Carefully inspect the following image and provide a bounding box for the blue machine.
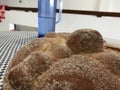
[38,0,63,37]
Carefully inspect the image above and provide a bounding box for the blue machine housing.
[38,0,57,37]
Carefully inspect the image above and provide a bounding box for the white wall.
[1,0,120,41]
[110,0,120,12]
[7,11,38,27]
[0,11,38,30]
[63,0,100,11]
[99,0,112,11]
[2,0,37,7]
[2,0,100,10]
[56,14,120,40]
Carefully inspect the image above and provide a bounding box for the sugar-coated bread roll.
[3,29,120,90]
[30,55,120,90]
[45,44,73,60]
[2,38,56,89]
[66,29,104,53]
[8,51,53,90]
[91,51,120,77]
[3,37,66,90]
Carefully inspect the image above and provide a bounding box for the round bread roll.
[3,33,70,90]
[66,29,104,53]
[3,37,66,90]
[3,29,120,90]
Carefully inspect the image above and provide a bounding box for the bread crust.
[3,29,120,90]
[30,55,120,90]
[66,29,104,53]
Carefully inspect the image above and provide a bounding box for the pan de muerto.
[3,29,120,90]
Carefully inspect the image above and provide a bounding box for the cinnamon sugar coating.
[31,55,120,90]
[3,29,120,90]
[66,29,104,53]
[3,37,66,90]
[45,44,73,60]
[8,51,53,90]
[45,32,71,40]
[91,51,120,78]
